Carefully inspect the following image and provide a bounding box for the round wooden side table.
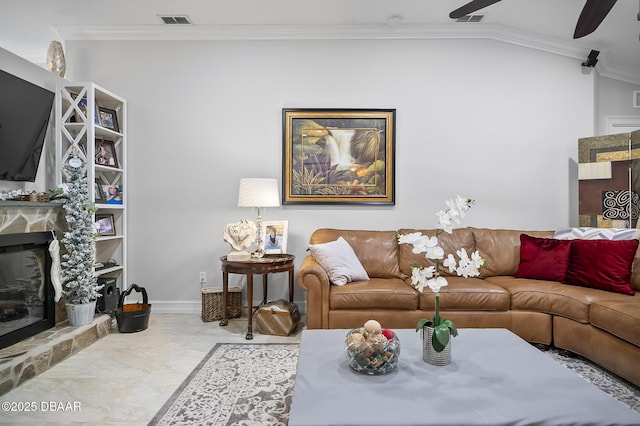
[219,254,295,339]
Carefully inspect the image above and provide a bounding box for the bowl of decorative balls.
[344,319,400,375]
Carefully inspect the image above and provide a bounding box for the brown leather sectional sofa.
[297,227,640,386]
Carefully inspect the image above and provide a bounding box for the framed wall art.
[282,108,395,205]
[261,220,288,254]
[95,214,115,236]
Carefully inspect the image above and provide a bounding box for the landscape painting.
[282,109,395,205]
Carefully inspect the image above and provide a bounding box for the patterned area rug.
[543,347,640,413]
[149,343,299,426]
[149,343,639,425]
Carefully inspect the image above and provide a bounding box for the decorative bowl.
[344,327,400,375]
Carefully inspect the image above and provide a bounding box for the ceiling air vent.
[456,14,485,23]
[160,15,192,25]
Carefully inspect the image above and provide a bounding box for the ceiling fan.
[449,0,618,39]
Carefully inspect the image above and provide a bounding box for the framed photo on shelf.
[101,184,123,205]
[282,108,396,205]
[71,93,100,125]
[95,214,115,236]
[94,181,104,202]
[98,107,120,132]
[95,139,119,168]
[261,220,288,254]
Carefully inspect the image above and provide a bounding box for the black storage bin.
[115,284,151,333]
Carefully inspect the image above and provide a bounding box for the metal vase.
[66,300,96,326]
[421,325,451,366]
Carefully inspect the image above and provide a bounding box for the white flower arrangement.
[398,195,485,352]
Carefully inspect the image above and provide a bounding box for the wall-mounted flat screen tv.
[0,69,55,182]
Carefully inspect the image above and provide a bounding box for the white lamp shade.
[238,178,280,207]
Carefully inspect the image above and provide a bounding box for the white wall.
[63,38,593,310]
[596,75,640,134]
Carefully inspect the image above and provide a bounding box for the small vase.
[47,41,66,78]
[421,326,451,366]
[66,300,96,326]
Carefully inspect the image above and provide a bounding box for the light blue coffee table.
[289,328,640,426]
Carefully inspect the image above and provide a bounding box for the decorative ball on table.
[345,319,400,375]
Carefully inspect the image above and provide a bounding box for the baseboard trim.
[149,300,307,314]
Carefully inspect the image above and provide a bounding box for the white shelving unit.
[55,82,127,294]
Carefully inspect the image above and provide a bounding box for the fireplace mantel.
[0,200,66,236]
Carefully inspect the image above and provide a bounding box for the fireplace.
[0,231,56,350]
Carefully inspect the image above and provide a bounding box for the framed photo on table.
[261,220,288,254]
[282,108,396,205]
[95,214,115,236]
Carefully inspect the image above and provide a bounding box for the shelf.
[56,82,127,293]
[95,265,123,276]
[95,203,124,210]
[96,235,123,243]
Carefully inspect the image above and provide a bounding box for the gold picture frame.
[282,108,395,205]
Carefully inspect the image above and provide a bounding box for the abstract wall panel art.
[578,130,640,228]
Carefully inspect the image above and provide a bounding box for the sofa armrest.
[296,255,330,329]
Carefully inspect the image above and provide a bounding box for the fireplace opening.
[0,231,56,350]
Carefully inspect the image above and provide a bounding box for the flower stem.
[433,294,441,326]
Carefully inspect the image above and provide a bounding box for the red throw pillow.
[516,234,572,281]
[563,239,638,295]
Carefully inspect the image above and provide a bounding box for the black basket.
[115,284,151,333]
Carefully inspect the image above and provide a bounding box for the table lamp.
[238,178,280,258]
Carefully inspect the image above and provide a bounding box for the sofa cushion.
[309,236,369,286]
[590,295,640,347]
[416,277,510,311]
[470,228,554,278]
[398,228,475,278]
[329,277,418,310]
[554,227,640,292]
[486,276,630,323]
[309,229,402,279]
[515,234,572,281]
[563,239,638,296]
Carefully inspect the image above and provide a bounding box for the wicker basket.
[201,286,242,322]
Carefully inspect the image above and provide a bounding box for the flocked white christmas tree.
[61,157,102,304]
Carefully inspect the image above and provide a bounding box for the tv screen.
[0,69,55,182]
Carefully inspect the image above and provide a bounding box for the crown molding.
[53,22,639,85]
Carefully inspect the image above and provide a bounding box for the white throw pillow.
[554,227,640,240]
[309,236,369,286]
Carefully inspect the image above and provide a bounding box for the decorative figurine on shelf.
[224,220,257,261]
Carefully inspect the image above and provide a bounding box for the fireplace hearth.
[0,231,56,350]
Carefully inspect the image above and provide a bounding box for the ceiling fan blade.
[573,0,617,38]
[449,0,502,19]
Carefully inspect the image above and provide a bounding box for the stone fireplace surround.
[0,201,112,395]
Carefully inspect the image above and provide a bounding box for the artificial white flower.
[437,210,454,234]
[425,244,445,260]
[443,253,457,273]
[427,276,448,293]
[397,232,423,245]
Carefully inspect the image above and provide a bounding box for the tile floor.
[1,313,302,425]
